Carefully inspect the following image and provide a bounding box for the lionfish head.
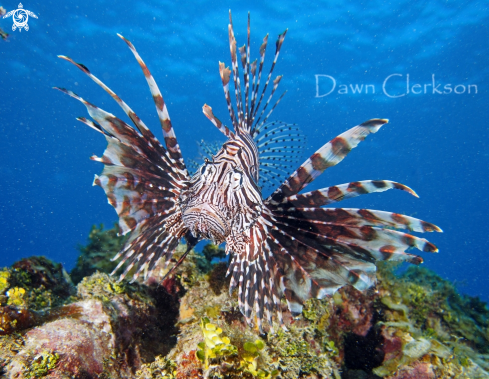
[180,138,263,244]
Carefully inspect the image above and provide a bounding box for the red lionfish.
[57,12,442,332]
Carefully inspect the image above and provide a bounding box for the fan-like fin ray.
[202,104,235,138]
[117,34,187,172]
[251,30,287,128]
[273,207,442,233]
[271,179,417,208]
[228,11,245,133]
[58,55,155,140]
[268,119,389,202]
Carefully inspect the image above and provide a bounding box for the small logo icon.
[3,3,38,32]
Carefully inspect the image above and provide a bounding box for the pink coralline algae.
[8,300,114,378]
[386,362,435,379]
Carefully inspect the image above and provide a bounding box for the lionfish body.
[58,12,441,331]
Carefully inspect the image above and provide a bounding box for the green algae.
[373,262,489,377]
[0,269,10,295]
[24,351,60,378]
[71,224,127,284]
[135,356,177,379]
[202,243,227,263]
[6,287,27,308]
[196,317,237,370]
[76,271,151,305]
[241,339,278,378]
[268,326,334,379]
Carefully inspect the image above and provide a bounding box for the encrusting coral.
[0,256,75,336]
[1,224,488,379]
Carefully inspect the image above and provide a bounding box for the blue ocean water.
[0,1,487,302]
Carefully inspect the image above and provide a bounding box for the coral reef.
[0,256,75,335]
[4,271,182,378]
[1,229,488,378]
[368,263,489,378]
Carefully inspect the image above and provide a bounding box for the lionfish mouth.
[182,203,229,244]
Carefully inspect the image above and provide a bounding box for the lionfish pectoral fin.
[110,211,189,282]
[269,180,419,207]
[268,119,389,202]
[58,40,193,284]
[227,198,440,331]
[254,121,307,189]
[159,232,199,282]
[117,34,186,170]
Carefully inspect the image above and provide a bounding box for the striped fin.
[111,222,182,281]
[237,13,251,128]
[265,221,377,315]
[249,35,268,122]
[254,76,285,127]
[228,11,245,133]
[268,119,389,202]
[226,202,440,327]
[215,11,288,137]
[269,234,377,309]
[270,180,417,207]
[57,56,155,140]
[226,216,284,332]
[93,166,178,234]
[54,88,183,184]
[250,30,287,129]
[273,207,442,233]
[76,117,112,137]
[202,104,234,138]
[218,62,239,131]
[57,45,192,282]
[56,57,188,181]
[117,34,187,172]
[270,214,438,262]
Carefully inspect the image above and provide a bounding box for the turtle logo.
[3,3,38,32]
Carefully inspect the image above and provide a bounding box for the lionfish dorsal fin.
[207,11,288,138]
[227,10,245,134]
[249,29,287,132]
[202,104,235,139]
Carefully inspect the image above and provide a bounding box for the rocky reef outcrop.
[1,224,488,378]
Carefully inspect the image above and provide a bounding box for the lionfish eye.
[229,170,243,189]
